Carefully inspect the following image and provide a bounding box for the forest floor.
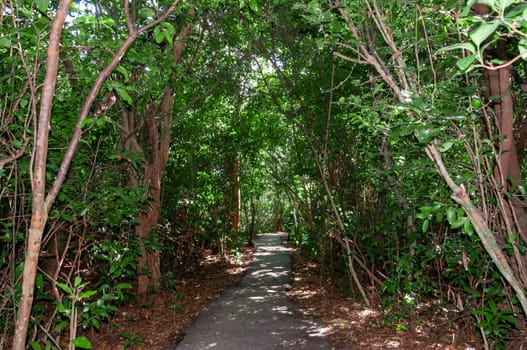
[96,243,480,349]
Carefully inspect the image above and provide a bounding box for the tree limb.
[425,143,527,318]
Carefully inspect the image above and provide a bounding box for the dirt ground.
[94,246,480,349]
[95,248,255,349]
[287,251,479,349]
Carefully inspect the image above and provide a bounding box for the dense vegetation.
[2,0,527,348]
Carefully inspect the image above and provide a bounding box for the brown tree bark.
[485,64,522,190]
[225,152,241,240]
[12,3,72,349]
[135,87,172,295]
[131,19,192,296]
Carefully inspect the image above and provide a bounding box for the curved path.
[175,232,332,349]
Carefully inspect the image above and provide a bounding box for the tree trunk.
[481,22,527,283]
[485,66,521,190]
[135,87,173,296]
[12,3,71,348]
[136,193,162,295]
[225,152,241,242]
[120,17,191,296]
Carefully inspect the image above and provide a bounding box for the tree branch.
[46,0,181,208]
[426,143,527,318]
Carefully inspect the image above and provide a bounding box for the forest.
[2,0,527,349]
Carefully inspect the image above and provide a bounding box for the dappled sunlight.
[175,233,332,349]
[357,307,381,320]
[256,245,292,252]
[250,268,288,279]
[225,266,246,275]
[288,248,479,349]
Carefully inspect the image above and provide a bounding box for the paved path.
[175,232,332,349]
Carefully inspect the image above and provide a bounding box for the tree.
[11,1,181,347]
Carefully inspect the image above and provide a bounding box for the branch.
[477,54,524,71]
[332,51,369,65]
[46,0,181,208]
[0,137,28,169]
[174,78,224,122]
[426,143,527,318]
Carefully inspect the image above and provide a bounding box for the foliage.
[54,277,131,349]
[2,0,527,348]
[440,0,527,71]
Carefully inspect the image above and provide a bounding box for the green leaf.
[463,216,474,235]
[249,0,258,12]
[79,290,97,300]
[0,37,11,49]
[498,0,519,15]
[12,140,23,148]
[56,282,72,295]
[164,31,173,45]
[446,207,456,225]
[61,212,73,223]
[519,38,527,59]
[451,217,466,229]
[414,127,442,144]
[163,22,176,37]
[55,320,68,331]
[92,318,100,330]
[501,314,517,325]
[116,66,130,83]
[74,276,82,288]
[456,55,477,72]
[154,27,164,44]
[469,20,500,47]
[73,336,92,349]
[422,218,429,233]
[113,84,133,106]
[56,303,67,313]
[117,283,133,290]
[139,8,155,18]
[81,117,95,128]
[438,141,454,152]
[29,341,42,350]
[436,42,476,55]
[35,0,49,12]
[308,0,319,12]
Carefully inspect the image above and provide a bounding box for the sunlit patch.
[272,305,293,314]
[290,288,319,300]
[225,267,245,274]
[309,326,333,337]
[357,308,381,320]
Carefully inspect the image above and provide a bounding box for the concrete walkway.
[175,232,333,349]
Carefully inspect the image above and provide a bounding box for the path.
[175,232,332,349]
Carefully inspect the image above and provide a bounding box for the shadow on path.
[175,233,333,349]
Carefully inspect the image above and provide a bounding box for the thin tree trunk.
[225,152,241,242]
[12,3,72,349]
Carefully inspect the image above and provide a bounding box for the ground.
[287,250,479,349]
[95,245,480,349]
[95,248,254,349]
